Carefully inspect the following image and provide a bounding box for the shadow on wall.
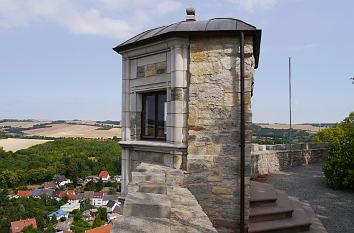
[250,143,330,177]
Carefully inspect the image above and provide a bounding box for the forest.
[0,139,122,189]
[252,124,316,144]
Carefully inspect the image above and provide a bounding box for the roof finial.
[186,6,196,21]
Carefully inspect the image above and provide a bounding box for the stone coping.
[251,143,330,153]
[119,140,187,153]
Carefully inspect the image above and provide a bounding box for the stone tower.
[113,8,261,233]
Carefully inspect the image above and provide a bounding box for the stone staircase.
[249,181,327,233]
[111,163,217,233]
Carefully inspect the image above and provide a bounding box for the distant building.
[48,210,69,221]
[107,213,119,221]
[40,188,54,196]
[60,202,80,212]
[56,175,71,186]
[99,171,110,181]
[31,189,42,198]
[10,218,37,233]
[85,176,99,182]
[17,190,33,198]
[43,181,56,189]
[113,175,121,182]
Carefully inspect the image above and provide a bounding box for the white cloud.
[230,0,277,12]
[0,0,182,39]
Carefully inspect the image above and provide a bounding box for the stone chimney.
[186,6,196,21]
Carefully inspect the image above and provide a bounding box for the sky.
[0,0,353,123]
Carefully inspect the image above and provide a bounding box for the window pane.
[157,93,167,137]
[144,95,155,137]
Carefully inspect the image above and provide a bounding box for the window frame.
[141,91,167,141]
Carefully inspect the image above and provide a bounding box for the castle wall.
[251,143,330,177]
[185,35,255,233]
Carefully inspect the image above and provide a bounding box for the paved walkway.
[265,162,354,233]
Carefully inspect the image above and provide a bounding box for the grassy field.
[0,138,52,152]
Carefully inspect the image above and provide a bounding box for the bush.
[316,112,354,190]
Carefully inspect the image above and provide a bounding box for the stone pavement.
[265,162,354,233]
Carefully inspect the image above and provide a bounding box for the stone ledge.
[120,140,187,153]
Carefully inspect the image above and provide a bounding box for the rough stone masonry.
[185,35,254,233]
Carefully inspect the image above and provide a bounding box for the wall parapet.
[251,143,330,177]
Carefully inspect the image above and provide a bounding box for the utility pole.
[289,57,292,165]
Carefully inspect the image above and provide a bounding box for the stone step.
[124,191,171,218]
[250,190,293,223]
[111,216,170,233]
[250,181,277,207]
[138,183,167,194]
[131,171,165,184]
[249,199,312,233]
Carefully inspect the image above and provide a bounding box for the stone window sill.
[119,140,187,153]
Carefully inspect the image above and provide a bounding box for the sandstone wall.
[251,143,330,177]
[185,36,255,233]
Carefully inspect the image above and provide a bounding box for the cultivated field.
[256,124,325,133]
[0,120,52,128]
[0,138,52,152]
[24,123,121,139]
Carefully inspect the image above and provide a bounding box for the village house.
[43,181,56,189]
[85,176,99,182]
[92,192,104,206]
[106,200,119,213]
[99,171,110,181]
[10,218,37,233]
[40,188,54,196]
[16,190,33,198]
[60,202,80,212]
[56,175,71,187]
[48,210,69,221]
[102,194,119,206]
[52,191,61,201]
[107,213,119,222]
[31,189,41,198]
[55,222,71,232]
[113,175,121,182]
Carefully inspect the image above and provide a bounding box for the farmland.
[0,119,121,139]
[0,138,52,152]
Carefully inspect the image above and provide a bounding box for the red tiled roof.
[60,190,75,198]
[99,171,109,178]
[44,181,56,188]
[86,224,112,233]
[11,218,37,233]
[17,191,33,197]
[93,192,104,198]
[67,194,77,200]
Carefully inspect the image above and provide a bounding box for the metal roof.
[113,18,261,68]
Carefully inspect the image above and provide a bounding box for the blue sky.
[0,0,353,123]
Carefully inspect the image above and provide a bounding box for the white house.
[99,171,110,181]
[48,210,69,221]
[56,176,71,187]
[113,175,121,182]
[60,202,80,212]
[92,192,104,206]
[106,200,119,213]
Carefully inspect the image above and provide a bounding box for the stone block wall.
[250,143,330,177]
[185,36,255,233]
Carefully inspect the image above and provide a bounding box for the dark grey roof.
[113,18,261,68]
[106,200,117,208]
[32,189,42,196]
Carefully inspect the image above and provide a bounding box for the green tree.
[43,224,56,233]
[22,225,41,233]
[50,214,58,225]
[314,112,354,190]
[92,215,103,228]
[98,207,107,221]
[96,179,104,192]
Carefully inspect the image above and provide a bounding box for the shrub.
[316,112,354,190]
